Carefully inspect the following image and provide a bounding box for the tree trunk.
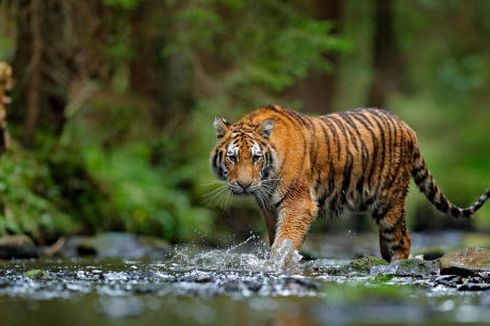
[286,0,342,114]
[129,2,158,100]
[12,0,74,146]
[0,62,13,153]
[14,0,43,146]
[367,0,404,107]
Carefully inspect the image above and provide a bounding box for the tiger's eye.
[227,154,237,163]
[252,154,262,163]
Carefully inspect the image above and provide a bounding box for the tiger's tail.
[411,147,490,218]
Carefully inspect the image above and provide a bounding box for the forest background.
[0,0,489,246]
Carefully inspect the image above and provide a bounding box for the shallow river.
[0,233,489,325]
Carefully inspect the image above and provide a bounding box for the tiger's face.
[211,117,275,195]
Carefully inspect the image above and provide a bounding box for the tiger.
[210,105,490,261]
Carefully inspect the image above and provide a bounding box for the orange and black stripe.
[210,104,490,260]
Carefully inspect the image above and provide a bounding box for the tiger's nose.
[237,180,252,190]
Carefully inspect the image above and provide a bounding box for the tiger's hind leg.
[376,199,411,262]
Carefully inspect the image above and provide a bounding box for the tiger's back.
[242,106,416,214]
[211,105,490,261]
[306,108,417,217]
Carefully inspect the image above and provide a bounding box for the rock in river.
[370,258,439,277]
[438,247,490,276]
[0,235,38,259]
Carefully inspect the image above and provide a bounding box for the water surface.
[0,234,489,325]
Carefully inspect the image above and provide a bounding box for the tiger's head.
[211,116,276,195]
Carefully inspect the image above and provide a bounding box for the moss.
[369,258,439,277]
[330,257,437,277]
[24,269,49,279]
[370,273,396,284]
[305,256,388,276]
[395,259,439,276]
[346,256,388,274]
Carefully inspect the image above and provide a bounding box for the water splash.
[169,234,274,273]
[270,240,302,273]
[169,235,303,274]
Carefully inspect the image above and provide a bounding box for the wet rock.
[438,247,490,276]
[457,272,490,292]
[346,256,388,274]
[281,277,318,291]
[370,259,439,277]
[432,273,490,291]
[177,271,214,283]
[432,274,461,287]
[457,280,490,291]
[337,256,388,275]
[220,280,242,293]
[243,280,262,292]
[0,235,38,259]
[304,256,388,276]
[60,232,171,258]
[303,259,345,275]
[219,278,262,294]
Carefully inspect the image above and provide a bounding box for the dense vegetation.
[0,0,489,244]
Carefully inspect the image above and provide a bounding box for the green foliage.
[163,0,349,219]
[61,90,214,242]
[166,0,349,100]
[439,56,485,94]
[103,0,140,10]
[0,146,76,238]
[46,148,114,232]
[390,88,490,230]
[82,143,212,241]
[1,0,489,243]
[334,0,490,231]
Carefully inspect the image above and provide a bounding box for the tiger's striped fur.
[210,105,490,261]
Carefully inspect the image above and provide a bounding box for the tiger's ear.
[256,119,274,139]
[214,116,230,138]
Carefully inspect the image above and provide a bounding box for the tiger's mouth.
[230,189,249,196]
[228,183,257,195]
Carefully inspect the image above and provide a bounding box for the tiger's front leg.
[259,207,277,246]
[271,193,317,252]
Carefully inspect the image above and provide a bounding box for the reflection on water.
[0,233,489,325]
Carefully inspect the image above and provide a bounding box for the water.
[0,234,489,325]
